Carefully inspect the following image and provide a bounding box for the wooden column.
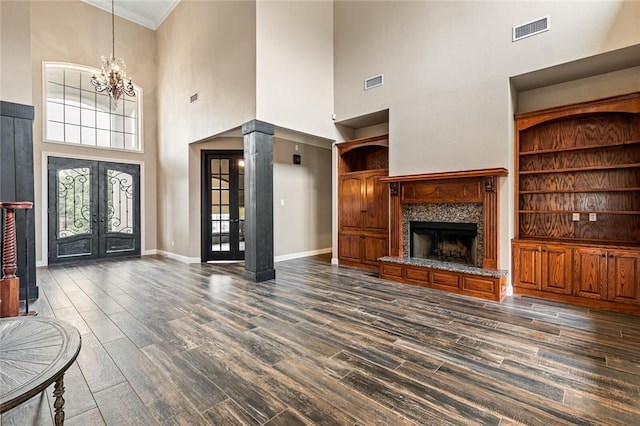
[0,201,33,317]
[242,120,276,282]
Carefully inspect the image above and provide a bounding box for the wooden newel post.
[0,202,34,317]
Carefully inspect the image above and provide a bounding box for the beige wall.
[273,138,332,258]
[256,0,334,139]
[1,1,32,104]
[156,0,256,257]
[29,0,158,265]
[334,0,640,277]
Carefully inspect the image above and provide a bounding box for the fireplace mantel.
[381,167,508,269]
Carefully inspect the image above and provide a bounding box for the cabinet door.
[362,235,388,266]
[573,248,608,300]
[363,174,388,233]
[338,234,362,263]
[541,245,572,294]
[607,250,640,305]
[512,242,541,290]
[339,175,364,231]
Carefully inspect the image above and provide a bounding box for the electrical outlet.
[589,213,597,222]
[572,213,580,221]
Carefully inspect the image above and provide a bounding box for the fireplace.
[410,221,478,265]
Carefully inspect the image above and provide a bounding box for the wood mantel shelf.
[380,168,508,183]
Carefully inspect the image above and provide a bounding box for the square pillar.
[242,120,275,282]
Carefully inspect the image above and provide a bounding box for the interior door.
[202,151,245,261]
[48,157,140,264]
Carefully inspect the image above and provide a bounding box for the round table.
[0,317,81,425]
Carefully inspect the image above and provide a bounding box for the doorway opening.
[201,151,245,262]
[48,157,141,264]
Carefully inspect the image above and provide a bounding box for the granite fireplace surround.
[379,168,509,301]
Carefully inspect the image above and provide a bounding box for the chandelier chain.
[111,0,115,58]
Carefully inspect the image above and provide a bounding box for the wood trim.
[336,134,388,155]
[389,183,402,257]
[483,176,499,269]
[380,168,508,183]
[514,92,640,131]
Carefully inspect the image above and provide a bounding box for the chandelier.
[91,0,135,108]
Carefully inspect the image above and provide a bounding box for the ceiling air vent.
[513,15,550,42]
[364,74,383,90]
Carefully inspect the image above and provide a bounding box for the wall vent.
[513,15,550,41]
[364,74,384,90]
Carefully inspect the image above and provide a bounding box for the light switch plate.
[572,213,580,221]
[589,213,597,221]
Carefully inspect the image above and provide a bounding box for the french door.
[202,151,245,261]
[48,157,140,264]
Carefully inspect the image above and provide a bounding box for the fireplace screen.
[410,221,478,265]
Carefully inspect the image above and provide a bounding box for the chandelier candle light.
[91,0,135,108]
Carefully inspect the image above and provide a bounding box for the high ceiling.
[82,0,180,30]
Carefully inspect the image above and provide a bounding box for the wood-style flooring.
[2,254,640,425]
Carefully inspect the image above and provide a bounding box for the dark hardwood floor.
[2,254,640,425]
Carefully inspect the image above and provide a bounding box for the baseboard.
[274,247,332,263]
[142,249,159,256]
[156,250,201,264]
[331,257,339,265]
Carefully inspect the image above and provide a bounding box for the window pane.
[80,71,94,91]
[64,69,81,88]
[124,100,136,118]
[111,99,124,115]
[64,86,81,107]
[125,133,137,151]
[111,131,124,149]
[97,129,110,147]
[96,94,110,112]
[81,108,95,127]
[47,83,64,102]
[47,121,65,141]
[47,101,64,122]
[96,111,110,130]
[111,115,124,132]
[47,68,64,85]
[65,105,80,125]
[81,90,96,109]
[124,117,136,133]
[81,127,96,146]
[65,124,81,143]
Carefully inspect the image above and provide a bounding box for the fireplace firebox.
[410,221,478,265]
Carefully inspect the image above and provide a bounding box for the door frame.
[41,152,146,266]
[201,150,245,262]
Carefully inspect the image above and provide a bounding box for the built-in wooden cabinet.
[337,135,389,270]
[513,93,640,313]
[513,242,572,295]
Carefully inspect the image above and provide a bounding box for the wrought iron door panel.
[48,159,98,261]
[48,158,140,264]
[100,162,139,257]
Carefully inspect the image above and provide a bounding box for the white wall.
[1,1,32,105]
[256,0,334,139]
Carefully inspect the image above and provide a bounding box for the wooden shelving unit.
[512,92,640,313]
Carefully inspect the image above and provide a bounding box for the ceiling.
[82,0,180,30]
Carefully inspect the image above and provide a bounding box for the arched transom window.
[43,62,142,152]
